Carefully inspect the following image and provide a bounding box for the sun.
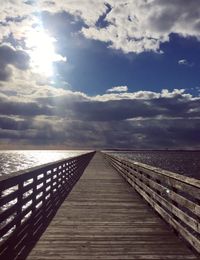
[26,28,65,77]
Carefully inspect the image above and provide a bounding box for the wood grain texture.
[104,154,200,254]
[27,153,198,260]
[0,152,94,259]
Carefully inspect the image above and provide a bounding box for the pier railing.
[0,151,95,259]
[104,153,200,254]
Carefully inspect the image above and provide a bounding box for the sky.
[0,0,200,149]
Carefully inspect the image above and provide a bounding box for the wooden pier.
[0,152,199,259]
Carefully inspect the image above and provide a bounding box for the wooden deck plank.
[27,153,198,259]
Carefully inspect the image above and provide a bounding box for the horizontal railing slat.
[0,215,17,238]
[104,153,200,254]
[123,157,200,189]
[124,165,200,233]
[111,156,200,200]
[0,151,95,253]
[133,177,200,253]
[114,159,200,218]
[139,167,200,200]
[0,204,18,224]
[0,190,19,208]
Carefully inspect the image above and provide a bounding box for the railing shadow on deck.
[103,152,200,256]
[0,151,95,260]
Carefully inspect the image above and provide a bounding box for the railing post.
[0,151,95,260]
[16,182,23,229]
[103,152,200,254]
[32,175,37,215]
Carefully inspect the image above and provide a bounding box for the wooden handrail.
[104,153,200,254]
[0,151,95,259]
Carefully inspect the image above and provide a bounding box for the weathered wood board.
[27,153,198,259]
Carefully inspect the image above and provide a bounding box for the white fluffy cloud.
[106,86,128,93]
[1,1,200,53]
[94,88,193,101]
[81,0,200,53]
[0,1,200,149]
[0,0,106,41]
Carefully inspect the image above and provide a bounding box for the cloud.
[178,59,187,65]
[0,45,30,70]
[106,86,128,93]
[178,59,193,67]
[0,83,200,149]
[1,1,200,54]
[0,1,200,149]
[94,88,192,101]
[80,0,200,53]
[0,65,12,81]
[0,44,30,81]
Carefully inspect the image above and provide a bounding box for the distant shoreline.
[1,148,200,152]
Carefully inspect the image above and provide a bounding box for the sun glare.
[26,29,58,77]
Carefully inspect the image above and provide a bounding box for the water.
[0,150,91,242]
[0,150,200,179]
[0,150,90,176]
[108,150,200,179]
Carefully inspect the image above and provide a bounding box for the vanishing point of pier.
[0,152,199,259]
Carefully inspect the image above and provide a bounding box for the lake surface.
[108,150,200,179]
[0,150,199,179]
[0,150,90,176]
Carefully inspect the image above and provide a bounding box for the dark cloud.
[0,116,199,149]
[0,45,30,81]
[0,89,200,149]
[0,98,52,116]
[0,116,31,131]
[71,96,200,122]
[71,100,155,121]
[0,1,199,149]
[0,66,12,81]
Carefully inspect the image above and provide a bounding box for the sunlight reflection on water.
[0,150,91,242]
[0,150,89,176]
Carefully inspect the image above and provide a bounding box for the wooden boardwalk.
[27,153,198,259]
